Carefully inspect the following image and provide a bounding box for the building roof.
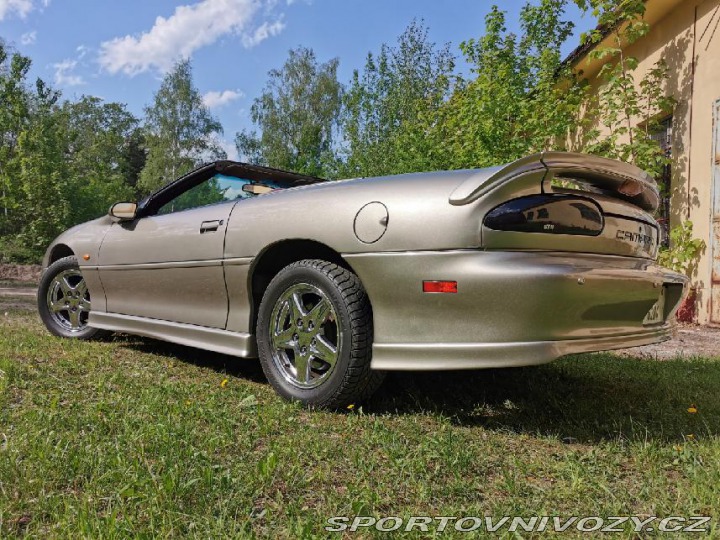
[564,0,686,78]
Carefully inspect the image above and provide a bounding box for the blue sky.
[0,0,594,159]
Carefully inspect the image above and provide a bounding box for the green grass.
[1,296,719,538]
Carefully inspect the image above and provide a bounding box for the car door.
[97,173,246,329]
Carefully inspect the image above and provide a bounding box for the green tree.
[341,19,455,177]
[118,127,147,198]
[236,47,342,178]
[0,43,70,260]
[0,41,33,239]
[139,60,224,194]
[15,80,69,252]
[429,0,582,169]
[576,0,674,176]
[1,41,150,261]
[59,96,140,221]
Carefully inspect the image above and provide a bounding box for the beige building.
[568,0,720,325]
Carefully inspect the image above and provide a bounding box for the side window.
[157,174,253,215]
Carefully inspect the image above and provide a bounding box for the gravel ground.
[613,325,720,360]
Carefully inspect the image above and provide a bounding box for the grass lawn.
[1,294,719,538]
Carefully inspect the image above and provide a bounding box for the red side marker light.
[423,280,458,293]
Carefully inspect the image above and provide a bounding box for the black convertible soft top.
[214,160,325,186]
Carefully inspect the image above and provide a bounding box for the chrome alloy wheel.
[46,269,91,332]
[268,282,342,389]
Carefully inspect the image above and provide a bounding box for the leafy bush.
[657,221,705,277]
[0,236,43,264]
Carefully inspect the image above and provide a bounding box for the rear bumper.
[343,250,688,370]
[370,326,673,370]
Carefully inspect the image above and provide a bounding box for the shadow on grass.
[117,335,267,384]
[118,334,719,443]
[369,354,720,443]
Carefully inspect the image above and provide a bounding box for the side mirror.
[109,202,138,221]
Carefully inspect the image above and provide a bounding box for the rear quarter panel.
[222,172,483,333]
[223,171,485,259]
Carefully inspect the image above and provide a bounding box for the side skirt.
[89,312,258,358]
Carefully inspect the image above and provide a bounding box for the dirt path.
[0,287,36,297]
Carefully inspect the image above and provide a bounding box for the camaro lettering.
[616,230,654,246]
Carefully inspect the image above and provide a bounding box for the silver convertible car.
[39,152,687,408]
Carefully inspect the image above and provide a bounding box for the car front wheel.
[38,255,107,340]
[256,259,385,408]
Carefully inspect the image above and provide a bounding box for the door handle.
[200,219,223,233]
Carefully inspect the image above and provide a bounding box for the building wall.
[574,0,720,324]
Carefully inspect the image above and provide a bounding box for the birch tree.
[139,60,224,193]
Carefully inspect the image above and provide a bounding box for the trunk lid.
[450,152,661,259]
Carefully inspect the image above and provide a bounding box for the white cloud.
[99,0,286,77]
[202,89,243,109]
[241,18,285,48]
[0,0,53,20]
[0,0,32,20]
[218,137,240,161]
[20,30,36,45]
[53,59,84,86]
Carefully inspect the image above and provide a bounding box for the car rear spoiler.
[448,151,660,212]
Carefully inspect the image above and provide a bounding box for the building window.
[649,116,672,247]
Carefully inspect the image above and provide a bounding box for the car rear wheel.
[256,259,385,409]
[38,256,107,340]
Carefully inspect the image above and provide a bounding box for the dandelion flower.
[687,405,698,414]
[220,378,229,388]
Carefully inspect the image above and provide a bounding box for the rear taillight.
[483,194,604,236]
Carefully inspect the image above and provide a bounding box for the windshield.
[157,173,288,215]
[216,174,286,199]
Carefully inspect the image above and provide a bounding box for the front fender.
[41,216,114,314]
[42,216,114,269]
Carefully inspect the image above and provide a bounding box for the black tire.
[256,259,385,409]
[38,255,108,340]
